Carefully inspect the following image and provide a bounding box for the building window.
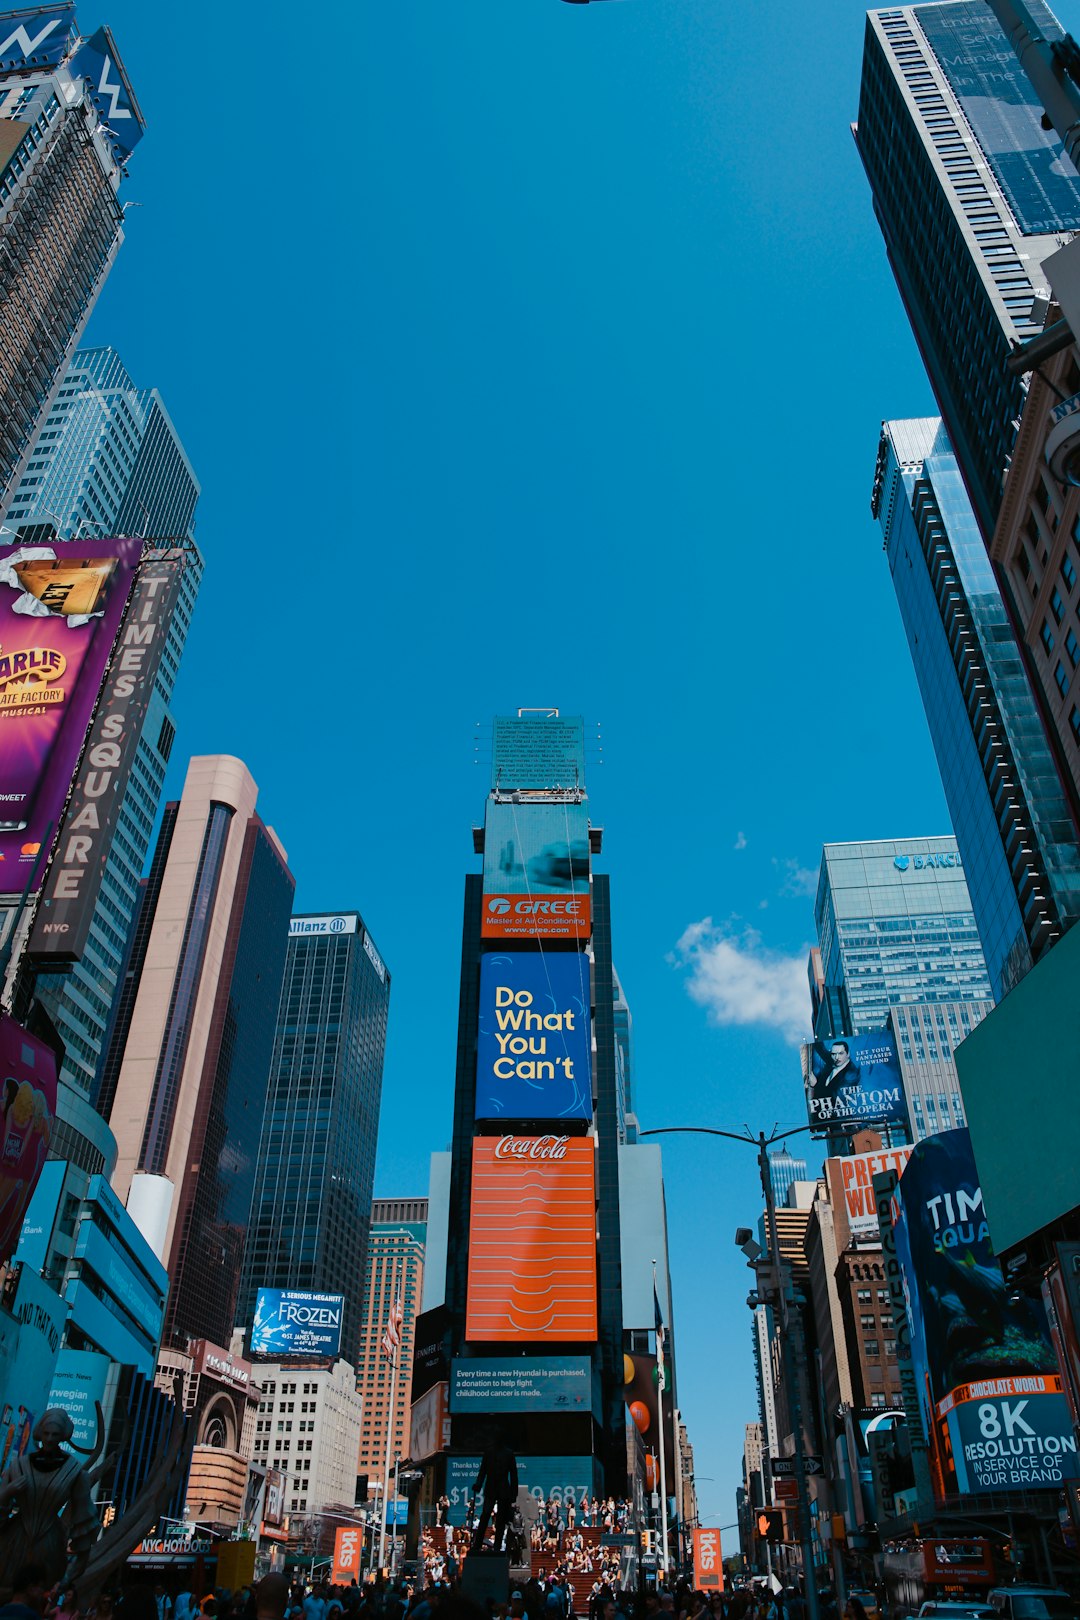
[1042,618,1055,653]
[1052,587,1065,623]
[1068,629,1080,668]
[1063,553,1077,591]
[1056,661,1070,697]
[1071,707,1080,745]
[864,1340,880,1358]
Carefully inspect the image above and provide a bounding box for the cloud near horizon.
[672,918,811,1045]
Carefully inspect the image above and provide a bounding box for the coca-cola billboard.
[467,1135,597,1342]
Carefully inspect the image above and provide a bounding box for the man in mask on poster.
[808,1039,861,1112]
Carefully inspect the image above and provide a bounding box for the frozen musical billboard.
[0,539,141,891]
[466,1135,597,1342]
[891,1129,1074,1496]
[802,1029,907,1137]
[482,799,591,940]
[476,951,591,1121]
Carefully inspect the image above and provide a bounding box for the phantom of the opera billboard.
[476,950,592,1121]
[0,539,140,890]
[250,1289,344,1358]
[481,799,591,940]
[466,1135,597,1342]
[891,1129,1074,1496]
[802,1029,907,1137]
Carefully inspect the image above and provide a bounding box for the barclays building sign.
[893,853,962,872]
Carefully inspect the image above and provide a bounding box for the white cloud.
[733,831,748,851]
[672,918,811,1045]
[773,856,817,899]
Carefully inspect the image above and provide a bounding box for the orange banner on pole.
[332,1525,363,1584]
[693,1527,724,1590]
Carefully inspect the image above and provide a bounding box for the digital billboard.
[476,951,591,1121]
[802,1029,906,1136]
[29,552,183,963]
[466,1135,597,1342]
[490,715,585,792]
[0,1010,57,1266]
[891,1129,1069,1497]
[450,1356,593,1412]
[445,1454,596,1526]
[827,1145,912,1244]
[482,799,591,940]
[0,539,140,893]
[250,1289,344,1358]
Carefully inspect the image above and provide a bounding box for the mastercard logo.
[21,843,39,856]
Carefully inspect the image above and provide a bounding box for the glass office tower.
[874,418,1080,997]
[812,837,992,1040]
[238,914,391,1365]
[855,0,1080,541]
[8,348,204,1149]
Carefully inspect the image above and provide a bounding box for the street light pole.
[641,1124,821,1620]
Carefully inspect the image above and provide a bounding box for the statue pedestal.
[462,1554,511,1608]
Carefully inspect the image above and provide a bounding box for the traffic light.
[755,1509,782,1543]
[642,1529,654,1552]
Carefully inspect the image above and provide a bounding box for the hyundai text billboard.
[482,800,590,940]
[476,951,591,1121]
[250,1289,343,1357]
[0,539,140,892]
[802,1029,907,1136]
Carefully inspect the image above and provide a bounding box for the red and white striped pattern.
[466,1136,597,1341]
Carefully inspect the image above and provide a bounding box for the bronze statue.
[0,1408,100,1598]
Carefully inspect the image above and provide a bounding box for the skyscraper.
[0,14,145,506]
[16,348,203,1132]
[357,1199,426,1488]
[812,838,992,1038]
[100,755,295,1348]
[768,1149,808,1208]
[855,0,1080,540]
[238,913,391,1365]
[873,417,1080,995]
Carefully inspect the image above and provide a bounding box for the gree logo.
[487,898,511,915]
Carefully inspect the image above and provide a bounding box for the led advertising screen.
[476,951,591,1121]
[490,714,585,792]
[0,1010,58,1266]
[891,1129,1070,1496]
[250,1289,344,1358]
[482,800,591,941]
[449,1356,593,1413]
[445,1454,596,1526]
[466,1135,597,1342]
[802,1029,906,1137]
[0,539,140,893]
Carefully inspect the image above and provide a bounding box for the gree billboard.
[891,1129,1071,1496]
[476,951,591,1121]
[482,800,591,940]
[250,1289,344,1358]
[802,1029,907,1136]
[466,1136,597,1342]
[0,539,140,893]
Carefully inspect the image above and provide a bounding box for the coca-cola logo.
[494,1134,570,1161]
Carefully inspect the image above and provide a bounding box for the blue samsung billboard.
[251,1289,343,1358]
[476,952,591,1121]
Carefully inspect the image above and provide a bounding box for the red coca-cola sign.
[494,1134,570,1162]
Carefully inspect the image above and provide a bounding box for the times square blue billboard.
[251,1289,344,1358]
[891,1129,1074,1495]
[476,951,591,1121]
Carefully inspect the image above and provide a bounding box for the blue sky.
[78,0,1052,1530]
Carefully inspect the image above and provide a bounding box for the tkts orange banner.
[332,1525,363,1584]
[693,1527,723,1590]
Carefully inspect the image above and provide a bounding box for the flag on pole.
[653,1281,666,1389]
[381,1296,404,1360]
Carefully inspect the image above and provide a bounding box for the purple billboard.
[0,1009,58,1265]
[0,539,141,891]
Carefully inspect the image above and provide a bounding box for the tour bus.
[882,1538,996,1618]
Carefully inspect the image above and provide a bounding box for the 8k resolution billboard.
[0,539,140,890]
[476,951,591,1121]
[466,1135,597,1342]
[482,800,591,940]
[250,1289,344,1357]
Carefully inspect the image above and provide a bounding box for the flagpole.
[379,1342,397,1571]
[653,1260,670,1580]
